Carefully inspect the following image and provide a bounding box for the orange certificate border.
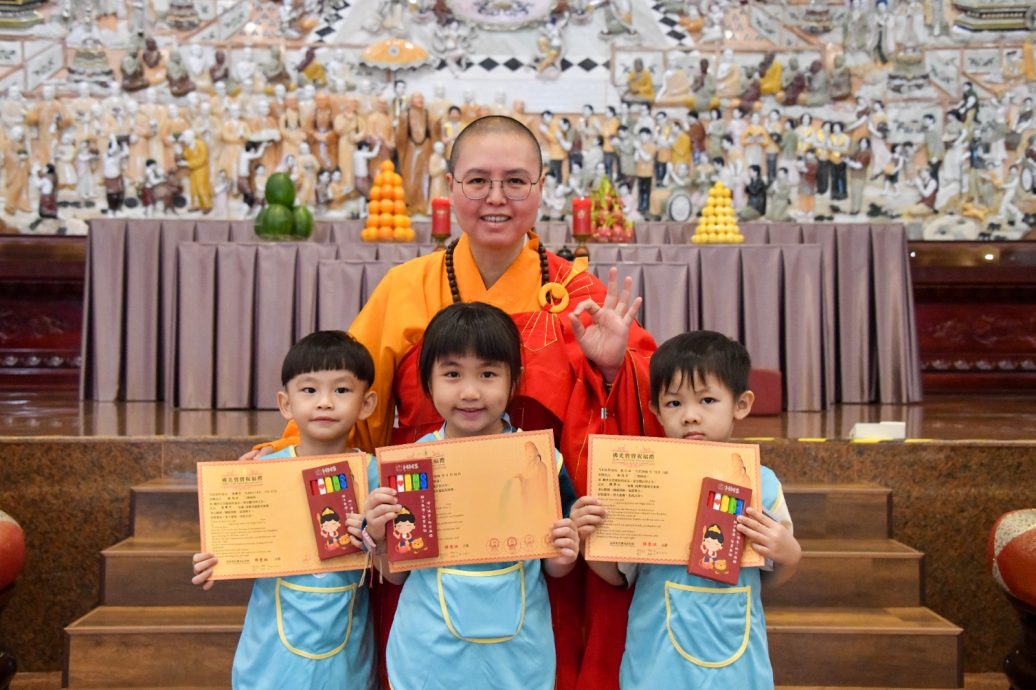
[198,452,369,580]
[375,429,563,573]
[584,435,764,567]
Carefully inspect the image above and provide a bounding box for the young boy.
[191,331,379,690]
[572,330,801,689]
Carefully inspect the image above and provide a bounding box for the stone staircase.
[63,479,963,688]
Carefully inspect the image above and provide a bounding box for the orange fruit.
[367,200,381,215]
[360,227,376,242]
[374,173,386,187]
[369,186,382,202]
[380,160,394,172]
[393,200,406,215]
[393,227,410,241]
[392,186,405,201]
[381,213,395,227]
[391,172,403,186]
[378,226,394,241]
[393,213,407,227]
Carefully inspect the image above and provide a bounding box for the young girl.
[363,302,579,690]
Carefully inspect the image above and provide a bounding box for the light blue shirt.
[368,420,573,690]
[232,446,376,690]
[617,466,791,690]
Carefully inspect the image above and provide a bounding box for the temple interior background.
[0,1,1034,689]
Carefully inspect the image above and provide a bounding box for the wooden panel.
[783,484,891,540]
[101,539,251,607]
[65,605,244,688]
[768,606,963,688]
[763,539,922,608]
[910,241,1036,393]
[131,479,201,540]
[0,236,86,390]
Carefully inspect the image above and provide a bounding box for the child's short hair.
[650,330,751,403]
[281,330,375,387]
[419,302,522,397]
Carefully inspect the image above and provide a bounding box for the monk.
[255,116,663,690]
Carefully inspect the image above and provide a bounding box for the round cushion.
[0,509,26,589]
[988,509,1036,607]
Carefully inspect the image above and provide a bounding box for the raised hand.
[568,267,642,383]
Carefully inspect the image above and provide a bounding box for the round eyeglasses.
[457,176,539,201]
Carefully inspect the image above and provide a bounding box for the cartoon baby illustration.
[319,507,342,548]
[393,506,423,554]
[699,523,725,570]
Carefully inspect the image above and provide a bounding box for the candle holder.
[431,197,451,251]
[571,196,592,259]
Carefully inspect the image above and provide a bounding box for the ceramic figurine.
[121,50,149,92]
[765,166,793,221]
[830,55,852,101]
[295,142,319,206]
[185,45,211,94]
[74,139,98,204]
[427,141,448,212]
[166,50,196,98]
[332,96,364,190]
[141,37,165,85]
[396,92,434,213]
[140,158,166,216]
[236,141,268,212]
[739,164,767,220]
[846,137,872,214]
[623,58,655,104]
[535,15,566,77]
[178,129,212,212]
[2,126,31,215]
[261,46,292,89]
[101,134,129,215]
[297,48,327,88]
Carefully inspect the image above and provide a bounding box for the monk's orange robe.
[269,232,662,690]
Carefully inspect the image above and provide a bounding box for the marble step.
[65,605,961,689]
[130,478,893,540]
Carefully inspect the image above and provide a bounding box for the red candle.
[572,196,591,236]
[431,197,451,238]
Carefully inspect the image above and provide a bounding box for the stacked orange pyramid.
[361,160,416,242]
[692,181,744,244]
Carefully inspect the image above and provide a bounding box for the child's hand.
[345,512,363,550]
[191,552,219,590]
[570,496,607,543]
[544,518,579,577]
[364,487,399,544]
[237,446,275,462]
[736,508,802,567]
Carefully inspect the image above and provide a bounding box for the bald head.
[448,115,542,174]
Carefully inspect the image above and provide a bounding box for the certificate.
[584,435,764,568]
[197,453,370,580]
[375,430,562,573]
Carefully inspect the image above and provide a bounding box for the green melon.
[292,206,314,238]
[265,173,296,208]
[257,203,295,237]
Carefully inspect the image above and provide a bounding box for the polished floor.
[0,391,1034,441]
[7,671,1014,690]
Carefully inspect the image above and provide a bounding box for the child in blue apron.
[572,330,802,689]
[362,302,579,690]
[192,331,379,690]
